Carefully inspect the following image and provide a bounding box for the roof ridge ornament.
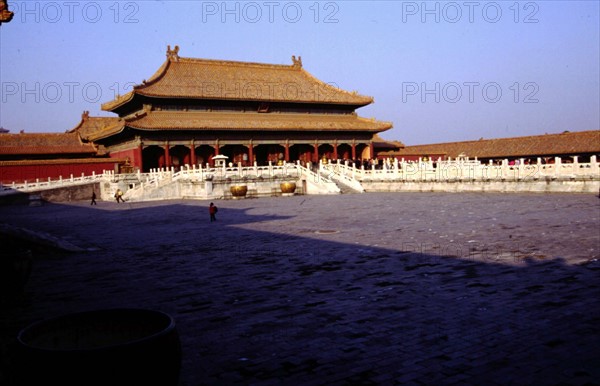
[167,45,180,62]
[291,55,302,68]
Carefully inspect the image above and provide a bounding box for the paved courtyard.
[1,192,599,385]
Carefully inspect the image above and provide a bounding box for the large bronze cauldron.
[13,309,181,386]
[230,185,248,198]
[280,182,297,195]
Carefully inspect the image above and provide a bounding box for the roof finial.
[291,55,302,68]
[167,45,180,62]
[82,110,90,120]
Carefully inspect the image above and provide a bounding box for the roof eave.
[101,91,136,112]
[133,90,374,106]
[88,124,126,142]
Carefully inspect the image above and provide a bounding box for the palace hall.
[77,46,393,172]
[3,46,597,185]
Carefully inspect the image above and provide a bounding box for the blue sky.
[0,1,598,145]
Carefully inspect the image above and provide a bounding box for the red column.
[190,142,196,166]
[313,143,319,163]
[369,142,375,159]
[248,144,254,165]
[135,143,143,170]
[210,143,219,167]
[351,143,357,160]
[164,143,171,168]
[333,142,338,160]
[284,143,290,162]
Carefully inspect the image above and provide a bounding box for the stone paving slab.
[1,192,599,385]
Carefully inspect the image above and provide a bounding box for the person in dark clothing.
[209,202,218,222]
[91,191,97,205]
[115,189,125,203]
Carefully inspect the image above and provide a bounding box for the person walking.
[115,189,125,203]
[209,202,218,222]
[91,191,97,205]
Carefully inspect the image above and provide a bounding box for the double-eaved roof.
[90,47,393,141]
[382,130,600,159]
[102,46,374,111]
[87,111,391,141]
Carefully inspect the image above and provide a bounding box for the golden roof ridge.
[102,46,377,109]
[175,55,299,71]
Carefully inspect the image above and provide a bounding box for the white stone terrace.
[0,171,111,196]
[321,155,600,182]
[2,156,598,198]
[0,161,340,199]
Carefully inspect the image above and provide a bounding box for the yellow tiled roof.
[372,134,404,149]
[89,111,392,141]
[102,51,374,110]
[68,111,120,141]
[385,130,600,158]
[0,132,97,155]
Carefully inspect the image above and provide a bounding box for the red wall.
[0,162,118,184]
[110,148,140,169]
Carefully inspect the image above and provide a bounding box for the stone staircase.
[335,182,363,194]
[318,165,365,194]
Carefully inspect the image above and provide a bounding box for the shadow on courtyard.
[1,201,599,385]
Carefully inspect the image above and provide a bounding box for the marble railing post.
[427,158,435,181]
[471,161,479,180]
[537,160,547,176]
[590,155,599,176]
[518,158,525,179]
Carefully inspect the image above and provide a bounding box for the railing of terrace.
[124,161,309,198]
[0,171,115,196]
[3,156,597,198]
[321,156,600,183]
